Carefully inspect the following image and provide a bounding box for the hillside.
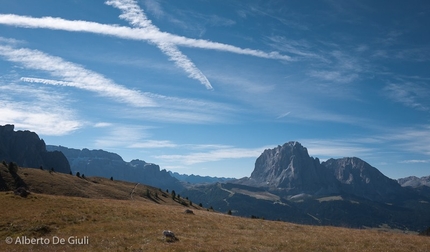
[1,174,430,251]
[0,163,192,205]
[2,194,430,252]
[1,163,430,251]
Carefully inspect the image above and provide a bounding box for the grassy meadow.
[0,164,429,251]
[1,192,430,251]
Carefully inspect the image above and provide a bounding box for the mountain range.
[46,145,185,192]
[1,125,429,231]
[182,142,430,231]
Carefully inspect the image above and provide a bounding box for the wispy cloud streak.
[0,14,292,61]
[0,45,155,107]
[105,0,212,89]
[155,146,267,165]
[0,83,82,135]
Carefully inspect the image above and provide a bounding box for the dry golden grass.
[1,164,429,251]
[0,192,429,252]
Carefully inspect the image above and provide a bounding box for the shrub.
[76,172,81,178]
[8,162,18,173]
[419,227,430,236]
[227,210,232,215]
[199,203,203,207]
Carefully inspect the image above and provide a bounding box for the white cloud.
[94,122,112,128]
[155,145,268,165]
[399,159,430,164]
[129,140,177,148]
[93,125,150,148]
[0,83,82,136]
[384,82,429,111]
[0,14,292,61]
[309,70,358,83]
[142,0,165,19]
[0,36,24,46]
[0,45,156,107]
[300,139,375,159]
[378,125,430,156]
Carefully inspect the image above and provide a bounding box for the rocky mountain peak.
[323,157,372,184]
[322,157,403,201]
[244,142,411,201]
[248,141,337,194]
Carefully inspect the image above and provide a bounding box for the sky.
[0,0,429,179]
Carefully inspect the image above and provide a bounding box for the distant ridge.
[169,171,234,184]
[47,145,184,192]
[398,175,430,188]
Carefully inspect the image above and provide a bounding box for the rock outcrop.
[0,125,71,174]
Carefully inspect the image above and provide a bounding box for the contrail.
[105,0,212,89]
[0,14,292,60]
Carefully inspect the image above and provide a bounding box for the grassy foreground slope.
[0,166,429,251]
[1,193,430,252]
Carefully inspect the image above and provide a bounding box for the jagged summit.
[245,141,338,194]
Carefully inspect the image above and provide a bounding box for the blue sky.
[0,0,429,179]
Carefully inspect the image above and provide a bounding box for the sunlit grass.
[1,192,429,251]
